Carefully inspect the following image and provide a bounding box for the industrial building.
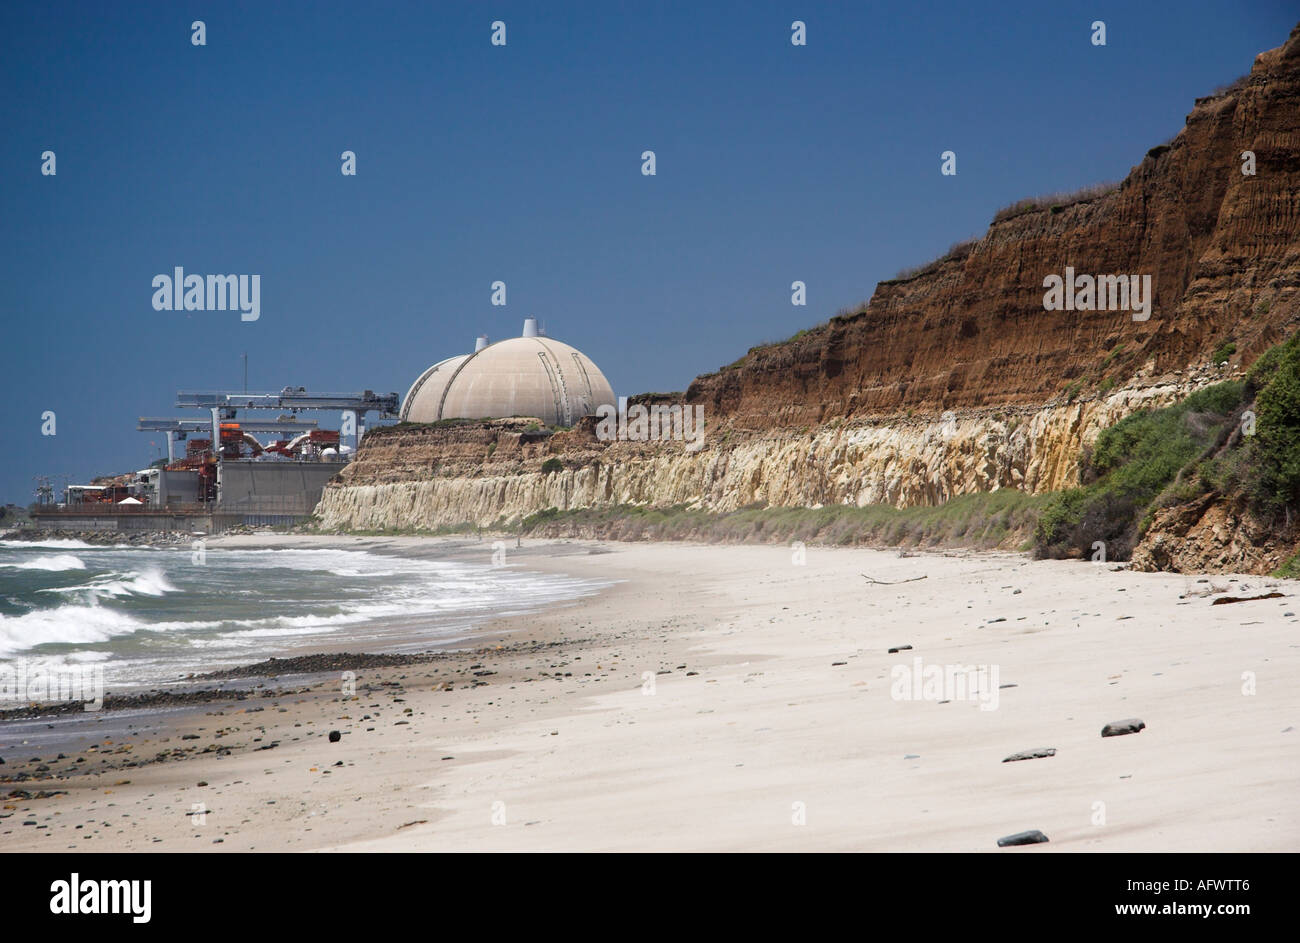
[31,317,614,533]
[35,388,398,532]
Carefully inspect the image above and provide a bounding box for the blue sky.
[2,1,1295,504]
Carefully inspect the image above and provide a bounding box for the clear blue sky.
[2,1,1295,504]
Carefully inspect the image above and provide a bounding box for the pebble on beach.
[997,830,1049,847]
[1101,718,1146,738]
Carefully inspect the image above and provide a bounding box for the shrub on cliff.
[1244,330,1300,395]
[1032,381,1245,560]
[1252,337,1300,513]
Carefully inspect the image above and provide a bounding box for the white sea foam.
[0,554,86,572]
[0,543,610,683]
[93,569,177,597]
[0,602,226,658]
[40,568,177,599]
[229,611,372,631]
[0,538,97,550]
[0,604,144,657]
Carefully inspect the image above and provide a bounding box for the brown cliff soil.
[689,23,1300,430]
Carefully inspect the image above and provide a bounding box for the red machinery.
[263,428,339,458]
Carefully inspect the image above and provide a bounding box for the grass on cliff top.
[890,237,981,281]
[992,180,1120,224]
[518,490,1048,551]
[717,323,826,372]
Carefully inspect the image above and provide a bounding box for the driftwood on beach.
[1210,592,1286,605]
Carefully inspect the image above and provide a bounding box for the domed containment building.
[400,318,616,427]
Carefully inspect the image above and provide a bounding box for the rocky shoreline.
[0,638,586,722]
[1,527,193,547]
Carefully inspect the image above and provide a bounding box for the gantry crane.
[138,417,320,463]
[172,388,399,458]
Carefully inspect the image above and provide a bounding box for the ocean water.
[0,539,606,690]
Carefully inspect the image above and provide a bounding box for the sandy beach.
[2,536,1297,852]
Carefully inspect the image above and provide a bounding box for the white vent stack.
[522,317,539,338]
[475,334,489,352]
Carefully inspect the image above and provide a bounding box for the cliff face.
[1130,494,1288,575]
[318,375,1225,530]
[318,25,1300,556]
[688,26,1300,430]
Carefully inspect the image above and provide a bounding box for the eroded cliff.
[318,25,1300,561]
[317,372,1232,531]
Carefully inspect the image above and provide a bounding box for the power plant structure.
[35,387,399,533]
[401,318,616,426]
[31,318,615,534]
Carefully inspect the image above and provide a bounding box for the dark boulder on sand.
[1101,718,1146,737]
[997,830,1049,847]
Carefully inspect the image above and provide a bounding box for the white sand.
[3,539,1297,852]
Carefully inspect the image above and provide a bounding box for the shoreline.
[0,531,614,695]
[0,534,619,757]
[2,535,1298,852]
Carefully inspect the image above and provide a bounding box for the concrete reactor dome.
[399,355,471,422]
[400,319,616,427]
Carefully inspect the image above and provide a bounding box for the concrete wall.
[158,469,201,507]
[30,462,346,534]
[32,512,220,533]
[218,460,345,515]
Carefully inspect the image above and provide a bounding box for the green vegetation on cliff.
[1033,330,1300,567]
[1032,381,1245,560]
[1247,331,1300,512]
[519,490,1048,551]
